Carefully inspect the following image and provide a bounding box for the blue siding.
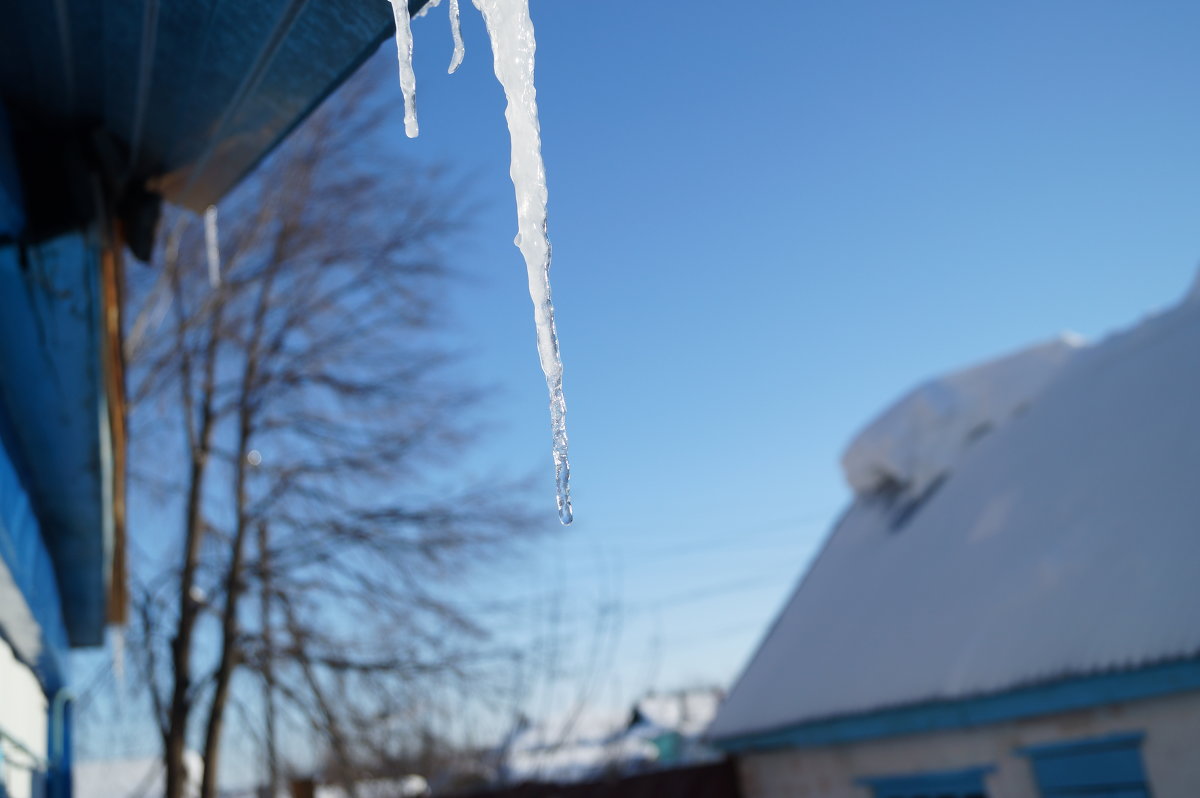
[713,659,1200,754]
[0,235,111,647]
[0,432,69,693]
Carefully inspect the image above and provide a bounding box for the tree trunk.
[260,521,279,798]
[200,257,279,798]
[165,274,225,798]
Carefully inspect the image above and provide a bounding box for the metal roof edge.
[166,0,434,212]
[710,656,1200,755]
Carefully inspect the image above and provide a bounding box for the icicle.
[112,625,125,688]
[474,0,573,525]
[388,0,420,137]
[204,205,221,287]
[448,0,465,73]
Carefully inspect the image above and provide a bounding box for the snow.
[474,0,573,524]
[203,205,220,287]
[0,637,47,798]
[709,280,1200,742]
[388,0,420,138]
[503,689,723,782]
[842,334,1082,498]
[633,689,723,738]
[315,775,429,798]
[74,752,203,798]
[505,726,659,784]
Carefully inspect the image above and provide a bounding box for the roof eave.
[711,657,1200,755]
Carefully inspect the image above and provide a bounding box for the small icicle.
[388,0,420,137]
[448,0,465,73]
[204,205,221,287]
[111,625,125,689]
[474,0,573,525]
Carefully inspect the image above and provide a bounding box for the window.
[861,765,991,798]
[1020,732,1150,798]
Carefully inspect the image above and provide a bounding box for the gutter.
[711,657,1200,755]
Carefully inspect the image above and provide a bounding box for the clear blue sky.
[68,0,1200,774]
[377,0,1200,730]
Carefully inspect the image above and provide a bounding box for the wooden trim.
[100,233,128,627]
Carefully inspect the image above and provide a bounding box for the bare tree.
[123,68,545,798]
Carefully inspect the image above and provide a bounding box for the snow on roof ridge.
[841,332,1084,499]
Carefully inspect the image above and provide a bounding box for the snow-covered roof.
[504,688,724,783]
[74,752,203,798]
[631,688,723,738]
[315,775,429,798]
[503,711,655,784]
[709,283,1200,743]
[505,730,660,784]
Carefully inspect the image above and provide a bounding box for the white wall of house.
[0,635,48,798]
[736,689,1200,798]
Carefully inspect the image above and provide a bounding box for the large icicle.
[448,0,465,73]
[474,0,572,525]
[204,205,221,287]
[388,0,420,137]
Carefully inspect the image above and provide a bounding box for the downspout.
[46,688,74,798]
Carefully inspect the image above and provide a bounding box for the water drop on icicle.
[474,0,573,525]
[448,0,465,73]
[388,0,420,137]
[204,205,221,287]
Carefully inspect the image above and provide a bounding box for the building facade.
[0,102,124,798]
[709,283,1200,797]
[1,1,436,795]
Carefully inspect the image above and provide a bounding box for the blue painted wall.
[0,235,112,647]
[0,108,112,649]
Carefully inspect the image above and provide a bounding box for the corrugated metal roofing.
[0,0,428,213]
[709,283,1200,743]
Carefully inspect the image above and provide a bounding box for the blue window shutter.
[1021,732,1149,797]
[860,765,992,798]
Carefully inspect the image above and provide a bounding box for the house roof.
[708,279,1200,744]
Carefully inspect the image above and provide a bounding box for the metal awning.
[1,0,429,224]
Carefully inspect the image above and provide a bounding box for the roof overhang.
[0,0,432,645]
[1,0,430,246]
